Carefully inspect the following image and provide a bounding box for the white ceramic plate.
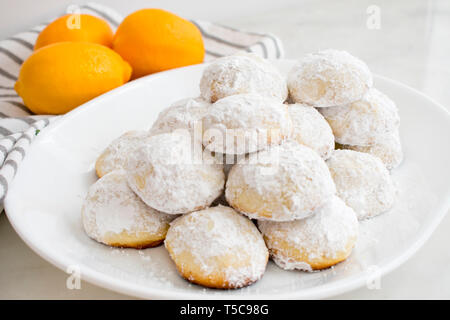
[5,61,450,299]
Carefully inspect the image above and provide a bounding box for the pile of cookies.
[82,50,402,289]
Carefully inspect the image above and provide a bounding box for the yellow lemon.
[113,9,205,79]
[15,42,132,115]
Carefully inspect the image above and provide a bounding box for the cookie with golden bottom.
[82,170,176,248]
[326,149,396,220]
[95,130,151,178]
[165,205,268,289]
[258,196,358,271]
[226,141,336,221]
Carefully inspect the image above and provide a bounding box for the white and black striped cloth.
[0,2,284,207]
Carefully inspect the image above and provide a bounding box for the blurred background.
[0,0,449,299]
[1,0,449,105]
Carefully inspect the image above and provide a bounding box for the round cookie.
[82,170,175,248]
[258,196,359,271]
[320,88,400,146]
[202,93,292,154]
[226,141,336,221]
[200,53,288,103]
[326,149,396,220]
[127,131,225,214]
[288,103,334,159]
[149,97,210,139]
[287,49,373,107]
[338,129,403,170]
[165,205,268,289]
[95,130,151,178]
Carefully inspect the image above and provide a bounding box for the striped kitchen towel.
[0,2,284,207]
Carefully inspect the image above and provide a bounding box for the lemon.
[113,9,204,79]
[15,42,132,114]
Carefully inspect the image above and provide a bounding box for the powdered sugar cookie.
[226,141,336,221]
[320,88,400,146]
[288,49,372,107]
[165,205,268,289]
[82,170,175,248]
[200,53,288,103]
[338,129,403,170]
[327,149,395,220]
[149,97,210,138]
[258,196,358,271]
[95,130,151,178]
[202,93,291,154]
[288,103,334,159]
[127,131,225,214]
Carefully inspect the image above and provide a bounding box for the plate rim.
[4,61,450,299]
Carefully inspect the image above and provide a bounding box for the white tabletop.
[0,0,449,299]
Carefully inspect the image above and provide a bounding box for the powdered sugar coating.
[327,149,396,220]
[320,88,400,146]
[288,103,334,159]
[82,170,175,247]
[126,132,225,214]
[288,49,373,107]
[165,205,268,289]
[258,196,359,271]
[200,53,288,103]
[226,141,336,221]
[95,130,152,178]
[149,97,210,137]
[202,93,292,154]
[208,151,247,178]
[339,129,403,170]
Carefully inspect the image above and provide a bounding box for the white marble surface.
[0,0,449,299]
